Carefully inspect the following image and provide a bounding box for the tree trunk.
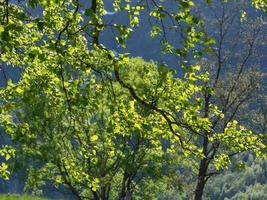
[194,94,210,200]
[119,173,133,200]
[100,186,109,200]
[194,158,208,200]
[119,191,132,200]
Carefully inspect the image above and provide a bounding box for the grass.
[0,194,47,200]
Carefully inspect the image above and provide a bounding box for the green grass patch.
[0,194,47,200]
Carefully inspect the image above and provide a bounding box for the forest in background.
[0,0,266,200]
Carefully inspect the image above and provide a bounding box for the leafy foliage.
[0,194,47,200]
[204,155,267,200]
[0,0,266,199]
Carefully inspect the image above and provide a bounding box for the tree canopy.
[0,0,266,199]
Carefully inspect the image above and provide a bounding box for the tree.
[1,52,187,199]
[190,1,267,199]
[0,0,266,199]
